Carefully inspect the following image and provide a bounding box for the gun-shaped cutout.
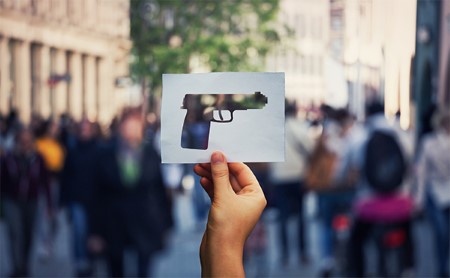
[181,92,268,150]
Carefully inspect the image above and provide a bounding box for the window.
[331,18,342,31]
[95,57,101,118]
[318,19,322,39]
[66,51,72,112]
[50,48,56,114]
[318,56,323,75]
[301,55,306,74]
[305,55,311,75]
[8,40,15,109]
[299,15,305,37]
[81,54,87,114]
[30,43,39,113]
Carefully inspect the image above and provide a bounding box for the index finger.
[194,164,212,180]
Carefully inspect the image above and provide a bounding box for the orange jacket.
[35,137,65,172]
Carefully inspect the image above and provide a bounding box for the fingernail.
[211,151,224,164]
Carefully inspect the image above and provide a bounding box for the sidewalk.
[0,191,437,277]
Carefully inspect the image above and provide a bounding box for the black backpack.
[364,130,406,193]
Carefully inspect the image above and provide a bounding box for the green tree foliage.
[130,0,282,91]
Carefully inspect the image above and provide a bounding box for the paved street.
[0,191,438,277]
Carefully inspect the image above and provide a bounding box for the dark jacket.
[60,139,99,207]
[91,141,172,255]
[1,151,50,205]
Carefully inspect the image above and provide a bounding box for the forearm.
[201,228,245,278]
[195,153,266,278]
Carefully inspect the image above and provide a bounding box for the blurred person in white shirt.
[416,109,450,277]
[269,100,314,266]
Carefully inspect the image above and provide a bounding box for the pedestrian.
[347,101,415,277]
[269,100,314,266]
[0,112,17,154]
[0,128,52,277]
[89,109,172,277]
[60,120,99,277]
[0,115,8,155]
[35,119,65,175]
[307,107,357,276]
[416,109,450,277]
[35,119,65,257]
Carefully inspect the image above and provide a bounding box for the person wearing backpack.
[307,107,360,276]
[347,101,415,276]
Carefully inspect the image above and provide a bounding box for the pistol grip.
[181,112,191,149]
[181,111,211,150]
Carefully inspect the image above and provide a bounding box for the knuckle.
[260,196,268,208]
[257,193,267,208]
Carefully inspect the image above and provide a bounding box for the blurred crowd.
[256,100,450,277]
[1,108,173,277]
[0,100,449,278]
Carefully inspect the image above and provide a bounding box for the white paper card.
[160,72,285,163]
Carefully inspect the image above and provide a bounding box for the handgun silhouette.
[180,92,268,150]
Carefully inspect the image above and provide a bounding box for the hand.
[194,151,266,277]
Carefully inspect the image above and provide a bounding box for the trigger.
[213,110,232,122]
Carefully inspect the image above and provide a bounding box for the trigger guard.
[212,110,233,122]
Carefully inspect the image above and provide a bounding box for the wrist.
[207,234,244,255]
[202,228,245,277]
[206,223,247,251]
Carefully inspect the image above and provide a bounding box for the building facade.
[266,0,417,125]
[265,0,329,109]
[342,0,416,125]
[0,0,131,124]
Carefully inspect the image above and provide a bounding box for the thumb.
[210,151,231,197]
